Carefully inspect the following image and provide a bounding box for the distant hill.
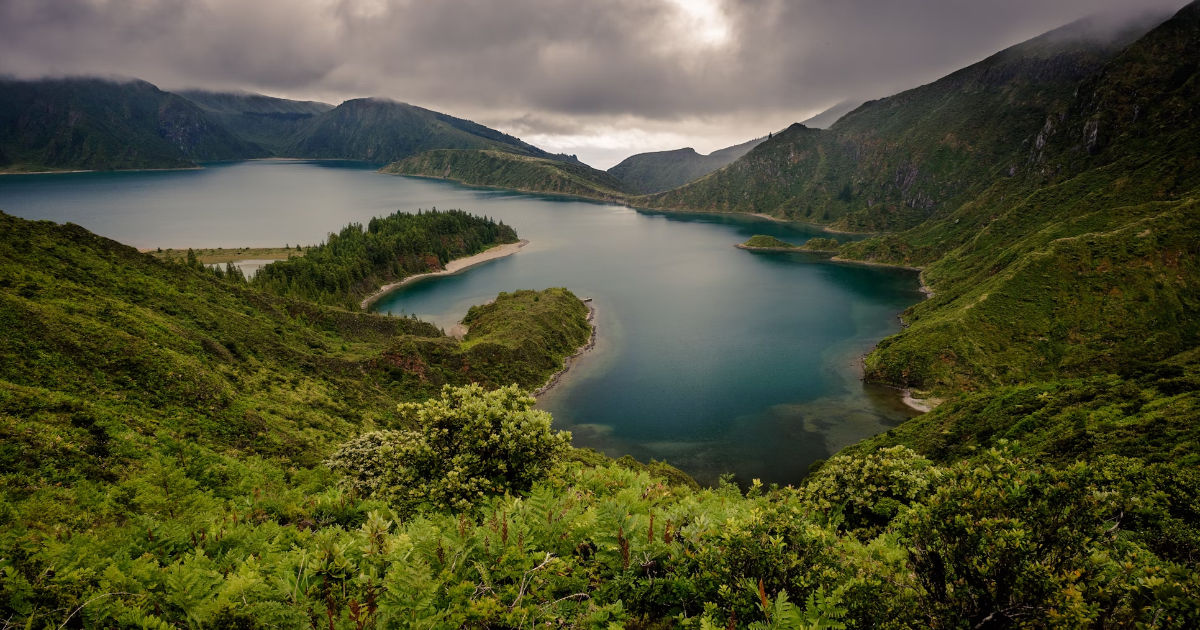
[177,90,333,154]
[798,99,863,129]
[607,136,764,194]
[638,10,1170,231]
[0,80,580,172]
[0,77,266,172]
[383,149,628,200]
[285,98,571,164]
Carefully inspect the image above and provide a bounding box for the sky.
[0,0,1187,168]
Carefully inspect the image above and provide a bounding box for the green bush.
[326,384,570,515]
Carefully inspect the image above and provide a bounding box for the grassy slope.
[0,212,588,467]
[606,136,764,195]
[383,149,629,200]
[636,12,1164,231]
[0,78,266,172]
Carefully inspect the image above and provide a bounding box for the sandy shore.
[360,239,529,309]
[533,302,597,398]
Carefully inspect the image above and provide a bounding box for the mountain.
[606,135,765,194]
[0,77,267,172]
[638,9,1170,231]
[284,97,571,164]
[176,89,333,154]
[838,1,1200,395]
[383,148,629,200]
[0,80,580,172]
[798,99,863,129]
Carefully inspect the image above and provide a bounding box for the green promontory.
[383,149,629,200]
[251,209,517,310]
[736,234,799,250]
[801,237,841,251]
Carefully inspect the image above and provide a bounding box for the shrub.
[326,384,570,515]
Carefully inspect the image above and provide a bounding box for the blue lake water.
[0,160,922,485]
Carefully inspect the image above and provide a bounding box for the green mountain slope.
[839,2,1200,394]
[638,10,1168,231]
[0,78,267,172]
[382,149,628,200]
[798,99,863,129]
[285,98,567,164]
[607,136,764,194]
[177,89,333,154]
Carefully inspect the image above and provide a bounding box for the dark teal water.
[0,160,922,485]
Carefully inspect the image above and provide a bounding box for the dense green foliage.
[0,78,265,172]
[801,238,840,252]
[739,235,799,250]
[383,149,629,200]
[607,137,764,195]
[251,209,516,309]
[327,385,570,515]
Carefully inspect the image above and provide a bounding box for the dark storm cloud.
[0,0,1187,165]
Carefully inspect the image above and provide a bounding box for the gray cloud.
[0,0,1186,167]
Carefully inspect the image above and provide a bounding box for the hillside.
[638,10,1169,231]
[607,136,764,194]
[285,98,568,164]
[832,2,1200,396]
[382,148,629,200]
[2,210,1196,626]
[177,90,333,154]
[798,99,864,129]
[0,78,266,172]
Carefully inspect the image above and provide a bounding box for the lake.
[0,159,923,485]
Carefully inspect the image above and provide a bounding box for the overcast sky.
[0,0,1186,168]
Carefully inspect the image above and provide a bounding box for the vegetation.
[636,11,1168,231]
[738,235,799,250]
[383,149,629,200]
[801,237,840,252]
[3,4,1200,627]
[285,98,574,165]
[607,137,764,194]
[0,78,265,173]
[251,209,517,309]
[177,90,333,155]
[150,246,305,265]
[0,80,578,172]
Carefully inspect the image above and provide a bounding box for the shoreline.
[533,301,597,398]
[1,165,203,176]
[360,239,529,310]
[829,255,933,297]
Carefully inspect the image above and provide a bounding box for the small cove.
[0,159,924,485]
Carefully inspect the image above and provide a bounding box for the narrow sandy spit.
[360,239,529,309]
